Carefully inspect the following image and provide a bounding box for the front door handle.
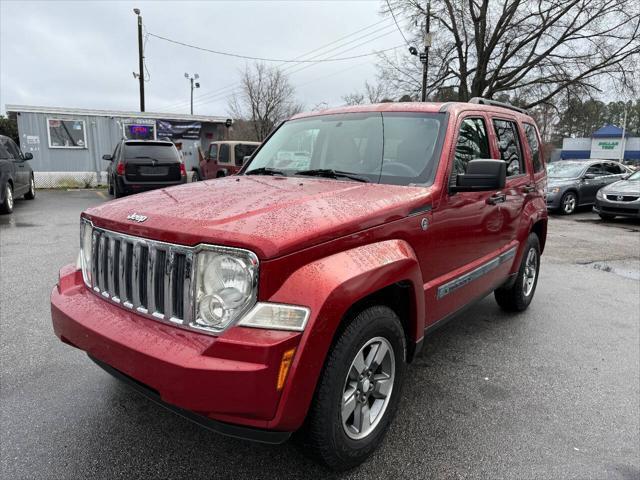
[487,193,506,205]
[522,184,536,193]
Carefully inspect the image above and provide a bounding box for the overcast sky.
[0,0,408,117]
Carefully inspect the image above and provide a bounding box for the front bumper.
[545,192,562,209]
[51,265,301,439]
[594,199,640,218]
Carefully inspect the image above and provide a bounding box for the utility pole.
[619,106,627,163]
[420,1,431,102]
[185,73,200,115]
[134,8,145,112]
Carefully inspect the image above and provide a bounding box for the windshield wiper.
[245,167,287,176]
[294,169,369,183]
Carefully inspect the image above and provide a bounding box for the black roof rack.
[468,97,528,115]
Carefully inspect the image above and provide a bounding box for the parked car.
[192,140,260,180]
[545,159,631,214]
[594,169,640,219]
[52,99,548,470]
[104,139,187,197]
[0,135,36,214]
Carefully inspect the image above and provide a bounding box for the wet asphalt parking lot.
[1,190,639,480]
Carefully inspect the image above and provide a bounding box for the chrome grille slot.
[81,223,197,329]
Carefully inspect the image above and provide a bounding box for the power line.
[385,0,411,46]
[147,31,402,63]
[159,19,406,111]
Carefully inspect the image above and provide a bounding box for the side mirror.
[583,173,596,180]
[23,152,33,161]
[451,159,506,192]
[102,154,113,161]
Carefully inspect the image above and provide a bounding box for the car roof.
[123,140,174,146]
[290,101,536,122]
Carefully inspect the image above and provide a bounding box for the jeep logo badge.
[127,213,148,223]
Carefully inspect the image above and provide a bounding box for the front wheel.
[24,176,36,200]
[0,183,13,214]
[560,191,577,215]
[495,233,541,312]
[191,170,201,182]
[302,306,406,471]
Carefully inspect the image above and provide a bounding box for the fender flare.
[264,239,424,430]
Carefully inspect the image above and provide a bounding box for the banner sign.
[157,120,202,140]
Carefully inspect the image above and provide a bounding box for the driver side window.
[452,118,490,181]
[586,164,604,176]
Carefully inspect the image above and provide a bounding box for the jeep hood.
[84,176,431,259]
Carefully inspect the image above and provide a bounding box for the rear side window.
[452,118,490,179]
[123,143,179,162]
[219,144,230,164]
[604,163,625,175]
[586,163,604,176]
[493,119,524,177]
[0,142,10,160]
[524,124,543,173]
[234,144,258,166]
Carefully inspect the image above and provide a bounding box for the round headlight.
[202,254,252,295]
[194,249,258,332]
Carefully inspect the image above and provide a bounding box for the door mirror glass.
[102,154,113,161]
[583,173,596,180]
[23,152,33,160]
[451,159,506,192]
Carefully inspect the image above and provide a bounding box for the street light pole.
[185,73,200,115]
[134,8,145,112]
[420,1,431,102]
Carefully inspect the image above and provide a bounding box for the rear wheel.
[24,176,36,200]
[108,175,114,195]
[560,191,577,215]
[114,178,125,198]
[302,305,406,471]
[0,183,14,214]
[495,233,541,312]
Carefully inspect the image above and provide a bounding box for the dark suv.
[0,135,36,214]
[104,140,187,197]
[53,99,547,470]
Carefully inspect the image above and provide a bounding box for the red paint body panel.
[51,101,548,435]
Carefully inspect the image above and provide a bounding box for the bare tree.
[229,63,303,141]
[379,0,640,108]
[342,81,393,105]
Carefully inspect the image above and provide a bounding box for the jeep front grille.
[81,221,194,325]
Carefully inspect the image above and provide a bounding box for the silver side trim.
[437,246,517,299]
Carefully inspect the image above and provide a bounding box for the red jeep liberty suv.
[51,99,547,470]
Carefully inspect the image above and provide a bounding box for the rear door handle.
[487,193,506,205]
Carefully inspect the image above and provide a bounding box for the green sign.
[597,141,619,150]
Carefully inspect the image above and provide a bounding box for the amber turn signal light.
[277,348,296,391]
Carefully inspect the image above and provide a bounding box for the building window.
[47,118,87,149]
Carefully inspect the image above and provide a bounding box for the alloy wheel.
[522,247,538,297]
[563,193,576,214]
[341,336,395,440]
[6,185,13,210]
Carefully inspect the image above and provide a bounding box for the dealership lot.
[1,191,638,479]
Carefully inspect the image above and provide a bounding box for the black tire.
[560,191,577,215]
[192,170,201,182]
[108,175,114,195]
[24,175,36,200]
[216,172,225,178]
[495,233,541,312]
[302,305,407,471]
[114,178,125,198]
[0,182,14,214]
[599,213,615,221]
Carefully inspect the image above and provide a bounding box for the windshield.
[546,162,585,178]
[628,170,640,181]
[244,112,446,185]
